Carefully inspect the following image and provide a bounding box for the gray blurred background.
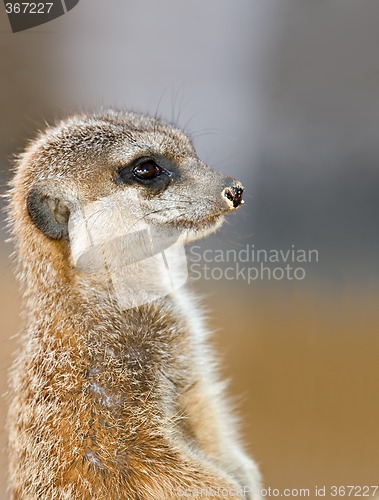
[1,1,378,498]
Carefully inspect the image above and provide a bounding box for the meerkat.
[7,110,262,499]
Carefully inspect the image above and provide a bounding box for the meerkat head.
[9,110,245,304]
[20,110,244,250]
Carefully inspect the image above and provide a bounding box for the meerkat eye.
[132,161,162,180]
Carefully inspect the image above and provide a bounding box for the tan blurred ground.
[0,258,378,499]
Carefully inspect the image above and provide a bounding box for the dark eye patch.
[116,157,172,189]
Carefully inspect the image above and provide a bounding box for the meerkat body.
[7,111,262,499]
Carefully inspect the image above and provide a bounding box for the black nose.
[222,181,244,209]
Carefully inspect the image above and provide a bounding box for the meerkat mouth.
[171,214,225,241]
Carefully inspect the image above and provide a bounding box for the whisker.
[154,87,169,123]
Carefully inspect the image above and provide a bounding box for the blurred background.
[0,1,378,498]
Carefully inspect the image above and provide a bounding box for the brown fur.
[7,110,262,499]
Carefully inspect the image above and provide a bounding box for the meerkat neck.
[19,247,184,347]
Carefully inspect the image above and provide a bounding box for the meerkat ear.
[26,187,70,240]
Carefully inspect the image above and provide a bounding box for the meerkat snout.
[222,178,244,209]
